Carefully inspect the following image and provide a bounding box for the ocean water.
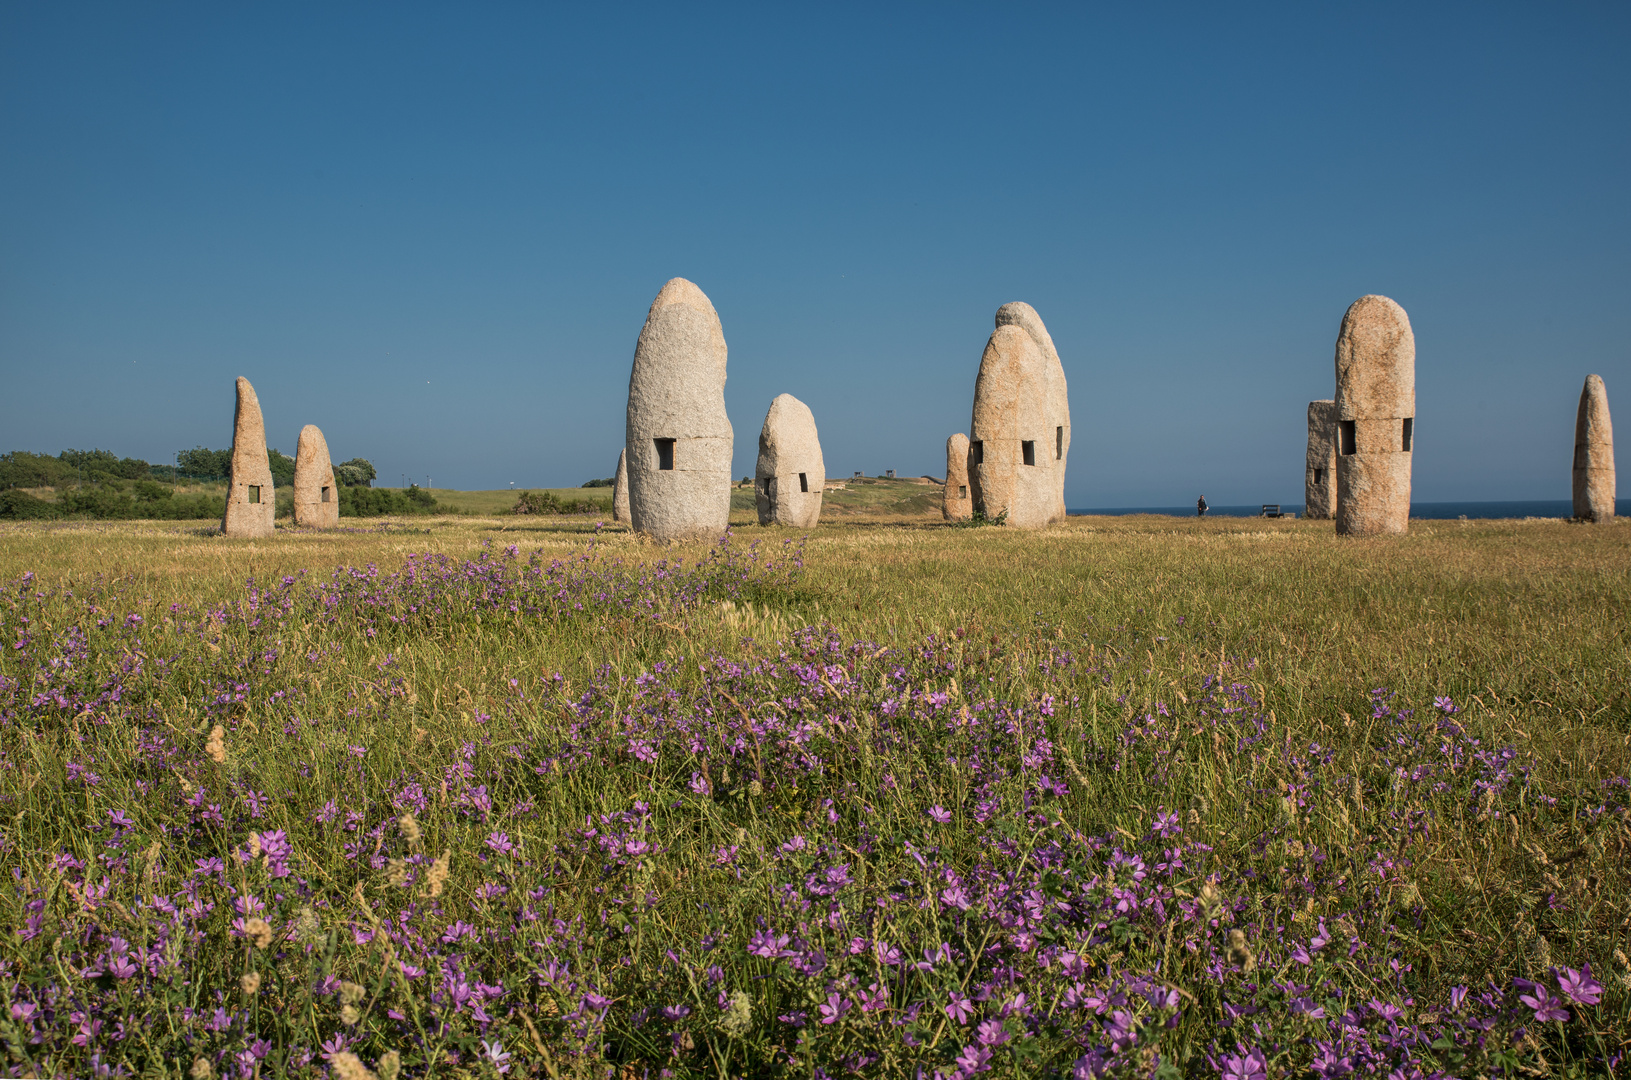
[1068,499,1631,520]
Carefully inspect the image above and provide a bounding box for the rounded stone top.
[756,393,821,478]
[1335,294,1414,419]
[1578,373,1612,444]
[651,277,717,317]
[994,302,1059,363]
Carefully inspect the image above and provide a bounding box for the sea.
[1067,499,1631,520]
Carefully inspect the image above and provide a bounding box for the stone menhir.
[222,376,276,538]
[994,302,1070,523]
[292,424,340,529]
[943,433,972,521]
[1304,400,1338,520]
[1573,374,1615,522]
[754,394,825,527]
[969,321,1055,528]
[1334,295,1414,536]
[612,449,630,523]
[625,278,732,541]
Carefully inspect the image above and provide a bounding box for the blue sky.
[2,2,1626,505]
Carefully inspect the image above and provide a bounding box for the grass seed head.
[386,857,408,888]
[425,849,450,898]
[205,725,226,765]
[718,990,752,1038]
[329,1052,377,1080]
[397,812,421,845]
[243,917,273,950]
[377,1050,401,1080]
[339,980,366,1006]
[1226,928,1256,972]
[239,971,261,995]
[190,1057,213,1079]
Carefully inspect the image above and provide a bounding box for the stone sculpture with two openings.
[755,394,824,527]
[293,424,340,529]
[1334,295,1414,537]
[967,302,1070,528]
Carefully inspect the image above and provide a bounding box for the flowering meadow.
[0,518,1628,1078]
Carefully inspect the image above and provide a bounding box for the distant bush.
[0,489,61,519]
[176,447,232,481]
[581,477,614,488]
[513,490,611,515]
[339,484,437,517]
[1,449,152,489]
[335,458,376,487]
[269,448,296,488]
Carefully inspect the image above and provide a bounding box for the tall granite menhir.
[1573,374,1615,522]
[625,278,733,541]
[293,424,340,529]
[994,302,1070,524]
[1304,400,1337,520]
[755,394,824,527]
[1334,295,1414,537]
[969,301,1068,528]
[943,433,972,521]
[222,376,276,538]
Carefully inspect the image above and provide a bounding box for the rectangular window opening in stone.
[1021,440,1035,466]
[1313,468,1324,487]
[958,485,967,499]
[1401,418,1413,452]
[798,473,808,492]
[654,438,675,470]
[1056,426,1063,460]
[1339,420,1356,456]
[248,485,260,504]
[971,441,984,464]
[321,486,330,503]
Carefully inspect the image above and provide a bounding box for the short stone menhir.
[967,302,1070,528]
[1304,400,1337,520]
[611,448,630,524]
[222,376,276,539]
[755,394,824,527]
[293,424,339,529]
[1334,295,1414,537]
[943,432,972,521]
[625,278,732,541]
[1573,374,1615,522]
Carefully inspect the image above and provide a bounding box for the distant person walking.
[1196,495,1209,517]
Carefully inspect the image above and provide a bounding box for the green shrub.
[0,489,61,519]
[581,477,614,487]
[339,485,438,517]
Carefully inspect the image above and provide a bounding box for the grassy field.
[0,510,1626,1078]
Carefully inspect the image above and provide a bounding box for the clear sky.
[2,2,1627,505]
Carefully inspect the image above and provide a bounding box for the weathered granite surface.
[612,449,630,523]
[970,324,1054,527]
[943,433,972,521]
[293,424,339,529]
[625,278,733,541]
[1573,374,1615,522]
[754,393,824,527]
[1305,400,1337,520]
[222,376,276,539]
[1334,295,1414,537]
[994,302,1069,523]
